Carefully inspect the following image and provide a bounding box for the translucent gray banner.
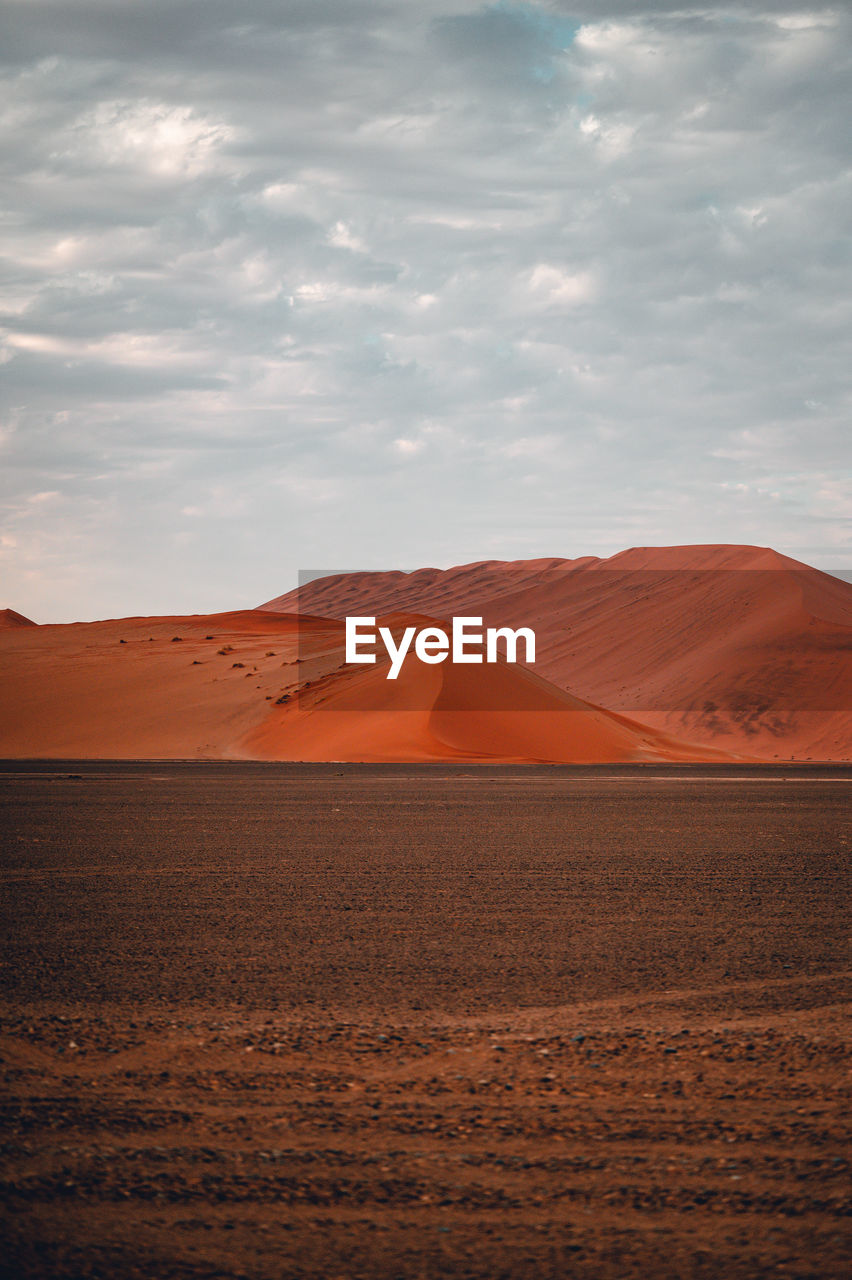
[279,567,852,715]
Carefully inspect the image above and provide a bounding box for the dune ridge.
[262,545,851,761]
[0,608,37,629]
[0,546,848,761]
[0,606,732,762]
[239,614,732,763]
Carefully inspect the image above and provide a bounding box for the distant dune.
[263,545,852,761]
[0,545,848,761]
[0,608,37,629]
[0,610,302,760]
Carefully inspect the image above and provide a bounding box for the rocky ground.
[1,763,850,1277]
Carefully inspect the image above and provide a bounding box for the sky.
[1,0,850,622]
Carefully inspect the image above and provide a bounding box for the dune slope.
[0,608,37,629]
[1,545,847,761]
[263,546,851,760]
[0,610,306,759]
[239,617,731,763]
[0,606,733,762]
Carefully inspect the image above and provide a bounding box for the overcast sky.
[1,1,850,621]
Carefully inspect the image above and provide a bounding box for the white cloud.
[776,13,839,31]
[578,112,635,158]
[60,99,235,177]
[328,221,366,252]
[528,265,597,305]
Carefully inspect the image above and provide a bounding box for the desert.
[1,762,850,1278]
[1,545,850,1278]
[5,3,850,1275]
[1,545,850,764]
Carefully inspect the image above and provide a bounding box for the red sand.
[0,607,37,629]
[0,545,848,761]
[240,618,730,763]
[0,610,303,760]
[263,545,852,761]
[0,607,729,763]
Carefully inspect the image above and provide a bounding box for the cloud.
[0,1,850,620]
[393,438,424,456]
[528,265,597,305]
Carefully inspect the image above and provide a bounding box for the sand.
[0,610,305,760]
[263,544,852,761]
[0,607,734,763]
[0,608,36,629]
[1,545,848,761]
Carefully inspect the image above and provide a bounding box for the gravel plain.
[1,763,850,1278]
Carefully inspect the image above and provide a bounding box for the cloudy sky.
[2,1,850,621]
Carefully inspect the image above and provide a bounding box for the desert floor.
[1,762,850,1278]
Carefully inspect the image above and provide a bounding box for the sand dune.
[0,610,304,759]
[0,608,37,629]
[240,614,730,763]
[263,546,851,760]
[1,544,848,760]
[0,605,731,762]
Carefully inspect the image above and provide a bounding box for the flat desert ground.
[1,763,850,1278]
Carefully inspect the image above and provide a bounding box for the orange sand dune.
[239,615,732,763]
[263,546,851,761]
[0,608,37,629]
[0,610,307,759]
[2,545,847,761]
[0,605,733,763]
[263,557,598,620]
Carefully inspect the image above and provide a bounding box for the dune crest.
[0,546,848,761]
[261,545,851,761]
[239,616,733,763]
[0,603,736,763]
[0,608,37,629]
